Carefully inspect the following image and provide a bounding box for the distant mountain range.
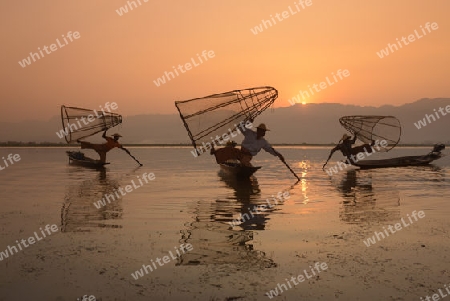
[1,98,449,145]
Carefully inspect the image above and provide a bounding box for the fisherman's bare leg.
[97,151,107,163]
[80,141,107,163]
[351,144,374,156]
[80,141,94,149]
[239,147,253,167]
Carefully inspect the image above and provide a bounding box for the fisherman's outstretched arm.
[326,145,340,159]
[264,144,284,161]
[331,144,340,153]
[323,145,340,169]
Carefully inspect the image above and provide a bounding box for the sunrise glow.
[0,1,448,122]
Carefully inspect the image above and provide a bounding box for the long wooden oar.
[272,148,301,181]
[121,147,143,166]
[280,157,301,181]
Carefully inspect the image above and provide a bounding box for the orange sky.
[1,0,449,122]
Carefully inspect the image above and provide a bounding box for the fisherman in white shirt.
[240,123,284,166]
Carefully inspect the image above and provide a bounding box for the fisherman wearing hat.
[239,123,284,167]
[340,133,376,159]
[77,130,123,163]
[339,133,357,158]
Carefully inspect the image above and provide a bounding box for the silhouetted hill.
[261,98,450,144]
[0,98,448,144]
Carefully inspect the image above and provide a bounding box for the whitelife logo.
[131,243,193,280]
[420,284,450,301]
[229,191,290,227]
[413,104,450,129]
[0,224,59,261]
[190,121,252,158]
[93,172,155,209]
[18,31,81,68]
[376,22,439,59]
[325,140,388,176]
[250,0,313,35]
[0,153,21,171]
[363,210,425,247]
[56,102,119,139]
[153,50,215,87]
[287,69,350,106]
[265,262,328,298]
[116,0,149,16]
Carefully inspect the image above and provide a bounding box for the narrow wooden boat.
[219,162,261,178]
[66,151,109,169]
[352,144,445,169]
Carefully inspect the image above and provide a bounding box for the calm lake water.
[0,146,449,301]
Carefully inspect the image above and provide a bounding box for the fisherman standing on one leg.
[323,133,375,169]
[78,131,123,163]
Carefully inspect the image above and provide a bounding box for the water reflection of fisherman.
[337,170,400,224]
[178,178,276,268]
[77,130,123,163]
[61,169,123,232]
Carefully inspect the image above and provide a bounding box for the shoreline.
[0,143,442,148]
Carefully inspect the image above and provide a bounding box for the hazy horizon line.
[3,97,448,123]
[0,143,443,147]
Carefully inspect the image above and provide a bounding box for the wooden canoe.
[351,144,445,169]
[66,151,109,169]
[219,162,261,178]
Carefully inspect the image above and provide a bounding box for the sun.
[302,101,307,105]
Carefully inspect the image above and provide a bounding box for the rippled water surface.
[0,146,449,301]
